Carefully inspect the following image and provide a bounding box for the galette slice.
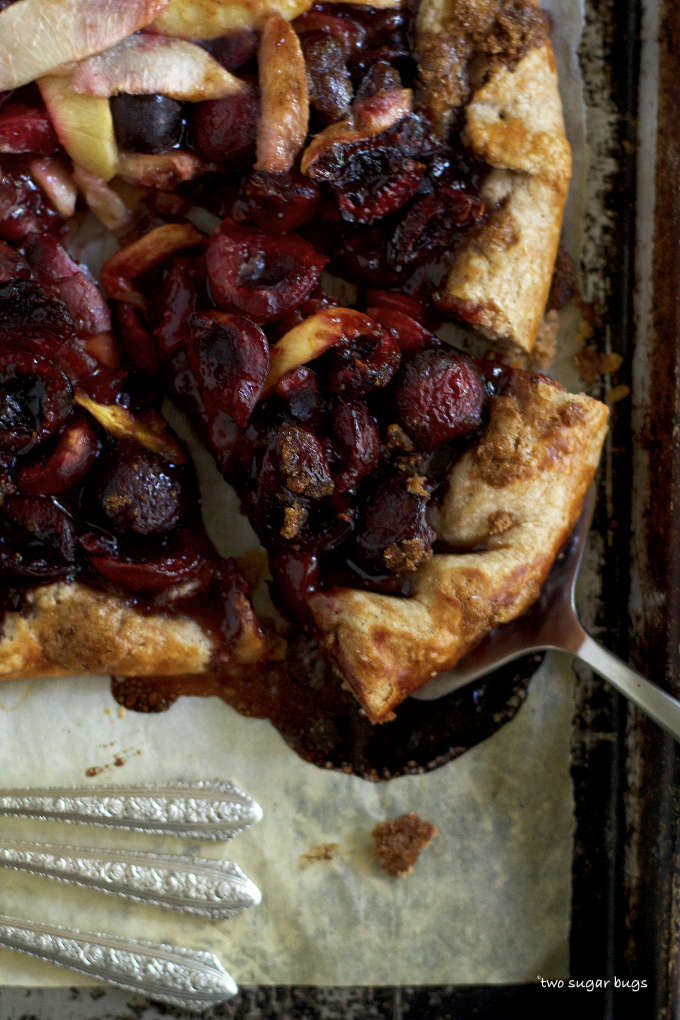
[0,236,264,684]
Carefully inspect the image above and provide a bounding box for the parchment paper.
[0,0,587,989]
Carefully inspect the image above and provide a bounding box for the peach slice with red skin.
[69,35,244,102]
[263,307,382,394]
[255,14,309,175]
[0,0,170,91]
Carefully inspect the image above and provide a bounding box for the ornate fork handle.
[0,840,260,919]
[0,914,237,1012]
[0,780,262,840]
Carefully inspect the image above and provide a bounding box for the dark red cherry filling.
[0,350,72,454]
[89,441,189,538]
[206,219,328,323]
[393,347,487,450]
[186,310,269,428]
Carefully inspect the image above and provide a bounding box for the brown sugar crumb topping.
[281,502,308,540]
[384,537,433,574]
[418,0,550,130]
[372,812,437,877]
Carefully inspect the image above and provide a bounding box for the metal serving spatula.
[413,489,680,742]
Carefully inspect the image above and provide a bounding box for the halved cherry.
[0,350,72,454]
[269,548,320,625]
[206,218,327,323]
[116,303,159,375]
[275,365,323,428]
[16,415,99,495]
[332,399,380,493]
[365,290,426,322]
[354,477,435,576]
[88,533,207,593]
[326,329,401,396]
[366,305,432,354]
[155,255,202,356]
[388,187,485,269]
[230,170,320,234]
[0,494,76,578]
[186,310,269,428]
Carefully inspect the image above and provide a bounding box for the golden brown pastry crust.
[0,582,264,682]
[309,379,608,723]
[417,0,571,352]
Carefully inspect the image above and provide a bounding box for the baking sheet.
[0,0,588,990]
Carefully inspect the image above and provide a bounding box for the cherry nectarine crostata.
[0,0,607,734]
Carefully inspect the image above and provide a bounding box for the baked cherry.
[355,476,435,576]
[192,85,258,166]
[111,94,185,154]
[367,305,432,353]
[333,227,401,287]
[309,137,425,224]
[0,159,61,241]
[355,60,402,100]
[269,548,320,624]
[302,35,353,125]
[16,415,99,495]
[87,532,207,593]
[293,11,366,56]
[0,494,76,578]
[0,350,72,454]
[206,218,327,323]
[155,255,202,356]
[230,170,320,234]
[0,105,58,155]
[275,365,324,428]
[393,348,487,450]
[92,440,189,537]
[326,328,400,396]
[205,29,259,72]
[388,187,485,269]
[186,310,269,428]
[332,399,380,493]
[116,303,159,376]
[276,423,334,500]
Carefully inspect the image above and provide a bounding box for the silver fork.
[0,781,263,1009]
[413,489,680,742]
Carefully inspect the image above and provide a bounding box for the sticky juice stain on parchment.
[0,677,39,712]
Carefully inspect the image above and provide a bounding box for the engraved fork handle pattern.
[0,839,261,919]
[0,914,237,1012]
[0,780,262,840]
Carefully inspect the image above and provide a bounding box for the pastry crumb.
[606,384,631,405]
[298,842,341,869]
[372,813,437,877]
[573,346,623,386]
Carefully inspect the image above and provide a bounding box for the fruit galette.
[0,0,608,728]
